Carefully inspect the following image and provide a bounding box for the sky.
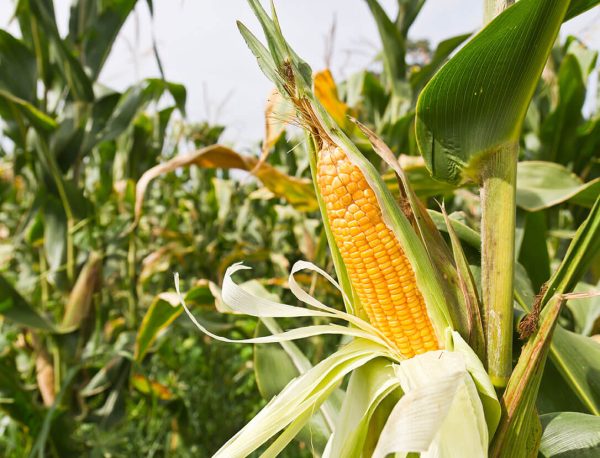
[1,1,599,151]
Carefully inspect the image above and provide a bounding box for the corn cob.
[317,144,439,357]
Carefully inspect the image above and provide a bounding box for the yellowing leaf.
[314,69,349,129]
[131,144,317,229]
[131,374,173,400]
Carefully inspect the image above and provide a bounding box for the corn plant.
[179,0,600,456]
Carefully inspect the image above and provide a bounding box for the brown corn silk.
[317,144,439,357]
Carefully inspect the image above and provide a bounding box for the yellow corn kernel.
[317,144,439,357]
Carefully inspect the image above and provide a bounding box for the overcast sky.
[2,1,599,151]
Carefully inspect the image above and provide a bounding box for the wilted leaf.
[31,333,55,407]
[131,144,317,228]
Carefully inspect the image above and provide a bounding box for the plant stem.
[480,142,518,388]
[127,232,138,327]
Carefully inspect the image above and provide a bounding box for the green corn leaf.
[539,412,600,457]
[549,328,600,416]
[565,0,600,21]
[542,196,600,303]
[396,0,426,36]
[540,43,596,165]
[329,359,401,457]
[0,30,37,101]
[410,33,471,94]
[441,208,486,361]
[365,0,406,91]
[517,211,551,292]
[135,283,214,361]
[415,0,570,184]
[566,282,600,336]
[489,294,564,457]
[100,79,186,144]
[0,90,57,132]
[0,275,55,331]
[535,196,600,414]
[516,161,600,211]
[29,0,94,102]
[67,0,139,80]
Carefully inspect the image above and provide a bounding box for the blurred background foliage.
[0,0,598,456]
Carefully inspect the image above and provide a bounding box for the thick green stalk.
[481,143,518,388]
[481,0,517,389]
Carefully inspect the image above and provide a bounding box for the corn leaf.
[29,0,94,102]
[516,161,600,211]
[329,358,401,457]
[517,211,551,292]
[540,42,597,165]
[409,33,471,94]
[0,275,55,331]
[539,412,600,457]
[365,0,406,91]
[434,198,600,415]
[565,0,600,21]
[67,0,140,80]
[134,282,214,362]
[490,294,564,457]
[213,339,387,458]
[428,210,481,250]
[0,90,57,132]
[441,208,486,360]
[534,197,600,414]
[131,144,317,229]
[415,0,569,184]
[254,321,333,452]
[566,282,600,336]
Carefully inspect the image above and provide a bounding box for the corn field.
[0,0,599,457]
